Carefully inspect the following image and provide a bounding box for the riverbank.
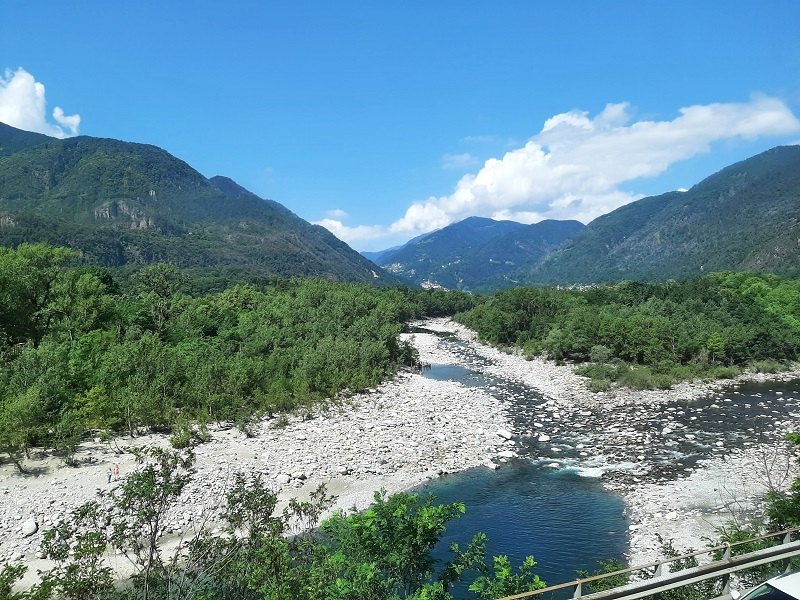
[1,334,516,581]
[623,440,800,564]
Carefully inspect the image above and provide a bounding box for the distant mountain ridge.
[527,145,800,284]
[0,122,390,284]
[371,216,585,290]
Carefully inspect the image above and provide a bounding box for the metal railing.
[499,526,800,600]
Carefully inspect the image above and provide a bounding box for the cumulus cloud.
[325,208,349,219]
[388,95,800,236]
[0,68,80,138]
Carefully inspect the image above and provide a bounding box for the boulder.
[21,519,38,537]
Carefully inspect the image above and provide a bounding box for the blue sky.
[2,1,800,251]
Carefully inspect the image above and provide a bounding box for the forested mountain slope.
[373,216,584,290]
[527,145,800,284]
[0,122,389,284]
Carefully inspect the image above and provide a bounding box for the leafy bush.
[588,378,612,393]
[589,345,613,363]
[748,359,787,374]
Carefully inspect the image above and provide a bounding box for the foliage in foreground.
[457,273,800,390]
[0,446,545,600]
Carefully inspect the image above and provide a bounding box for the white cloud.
[388,95,800,237]
[313,218,386,245]
[325,208,349,219]
[0,68,80,138]
[441,152,478,170]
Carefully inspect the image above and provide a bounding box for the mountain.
[361,245,403,264]
[0,122,389,284]
[372,216,584,290]
[527,145,800,284]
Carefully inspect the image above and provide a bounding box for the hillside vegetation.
[0,122,388,284]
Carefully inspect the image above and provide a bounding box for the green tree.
[468,555,546,600]
[0,387,45,473]
[34,502,114,600]
[323,490,466,598]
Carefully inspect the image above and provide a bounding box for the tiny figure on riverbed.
[106,468,113,484]
[113,463,120,481]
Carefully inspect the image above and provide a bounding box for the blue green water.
[418,362,629,598]
[419,462,628,598]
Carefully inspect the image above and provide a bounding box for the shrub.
[575,363,616,380]
[708,365,741,380]
[589,345,613,364]
[748,359,787,374]
[271,414,290,429]
[618,366,658,390]
[588,378,612,393]
[169,426,192,449]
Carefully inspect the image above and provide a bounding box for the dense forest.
[0,243,475,471]
[456,273,800,390]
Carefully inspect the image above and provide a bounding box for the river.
[412,327,800,598]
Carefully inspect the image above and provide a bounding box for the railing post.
[718,542,733,596]
[783,532,793,572]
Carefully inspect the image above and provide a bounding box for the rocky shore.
[2,317,799,582]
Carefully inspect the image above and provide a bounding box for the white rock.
[496,429,513,440]
[21,519,38,537]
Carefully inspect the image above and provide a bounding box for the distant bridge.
[500,527,800,600]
